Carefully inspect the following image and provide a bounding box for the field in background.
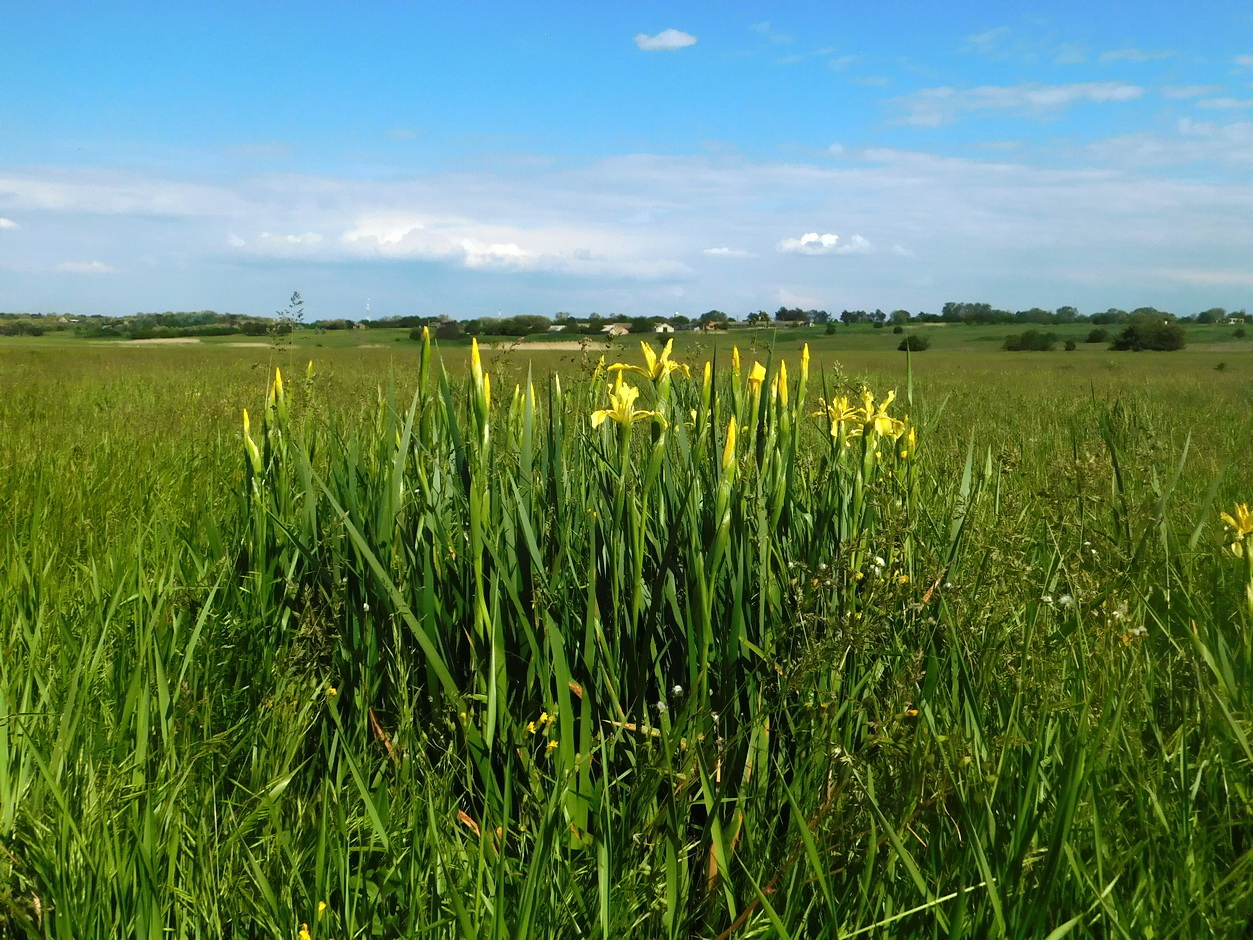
[2,335,1252,937]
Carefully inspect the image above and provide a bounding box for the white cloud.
[966,27,1012,55]
[891,244,916,258]
[7,145,1253,315]
[703,247,750,257]
[892,82,1144,126]
[0,217,17,229]
[1054,45,1087,65]
[259,231,324,246]
[1235,55,1253,68]
[1197,98,1253,110]
[57,261,115,274]
[1156,268,1253,287]
[1162,85,1223,99]
[634,29,697,52]
[1089,118,1253,165]
[751,22,792,44]
[777,232,870,255]
[1099,48,1175,63]
[777,288,820,307]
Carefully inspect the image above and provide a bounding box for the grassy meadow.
[1,328,1252,938]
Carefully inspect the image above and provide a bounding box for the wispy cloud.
[1234,54,1253,68]
[7,147,1253,314]
[0,217,17,229]
[1054,44,1087,65]
[892,82,1144,126]
[57,261,115,274]
[1086,118,1253,166]
[386,128,419,140]
[634,29,697,52]
[1162,85,1224,99]
[776,232,870,255]
[751,22,793,44]
[1099,48,1176,63]
[965,27,1012,56]
[1197,98,1253,110]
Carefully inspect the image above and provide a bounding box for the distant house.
[603,324,630,337]
[654,323,675,334]
[547,324,567,332]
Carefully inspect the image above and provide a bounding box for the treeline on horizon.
[0,301,1248,339]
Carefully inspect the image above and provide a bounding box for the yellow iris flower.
[608,339,689,381]
[722,416,738,470]
[860,389,907,439]
[1221,503,1253,556]
[813,396,858,440]
[747,362,767,394]
[591,373,666,429]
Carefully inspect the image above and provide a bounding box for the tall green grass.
[1,338,1251,937]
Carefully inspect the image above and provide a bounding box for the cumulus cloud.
[776,232,870,255]
[892,82,1144,126]
[0,217,17,229]
[57,261,115,274]
[1197,98,1253,110]
[634,29,697,52]
[1099,48,1175,63]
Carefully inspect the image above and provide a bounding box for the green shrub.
[1003,329,1057,351]
[1110,315,1186,351]
[897,334,931,351]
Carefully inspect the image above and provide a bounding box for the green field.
[2,331,1251,937]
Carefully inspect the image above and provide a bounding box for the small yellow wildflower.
[590,373,665,429]
[525,721,537,733]
[897,575,910,586]
[298,924,311,940]
[546,739,559,754]
[327,686,338,697]
[1220,503,1253,556]
[318,901,328,916]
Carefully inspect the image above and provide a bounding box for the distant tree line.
[2,302,1247,343]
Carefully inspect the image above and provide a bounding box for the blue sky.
[2,0,1252,318]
